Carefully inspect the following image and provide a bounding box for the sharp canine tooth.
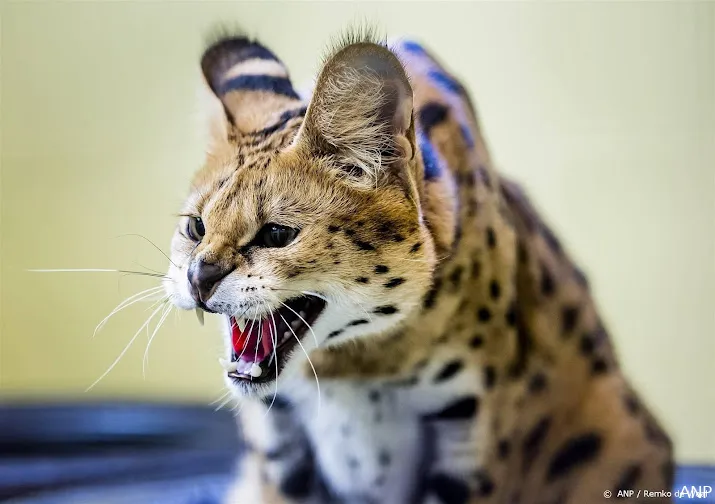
[249,364,263,378]
[195,308,204,326]
[219,358,238,372]
[237,318,247,331]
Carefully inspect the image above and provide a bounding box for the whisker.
[28,268,168,279]
[93,286,165,338]
[264,302,280,417]
[132,261,169,277]
[235,317,256,362]
[85,302,167,392]
[279,312,321,413]
[142,302,173,378]
[209,390,231,406]
[214,394,234,412]
[115,233,177,268]
[253,318,262,373]
[278,301,319,348]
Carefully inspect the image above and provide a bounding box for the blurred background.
[1,1,713,499]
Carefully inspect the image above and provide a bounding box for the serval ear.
[294,38,416,187]
[199,34,303,152]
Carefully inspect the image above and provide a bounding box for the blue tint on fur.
[428,70,463,95]
[419,132,442,180]
[460,123,475,149]
[402,40,427,55]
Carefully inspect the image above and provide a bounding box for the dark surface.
[0,402,712,504]
[0,402,242,503]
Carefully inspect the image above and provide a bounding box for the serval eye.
[258,223,299,248]
[187,216,205,241]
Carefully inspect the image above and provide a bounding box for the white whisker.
[214,394,234,412]
[142,302,173,378]
[264,302,280,417]
[279,312,321,413]
[300,291,329,303]
[93,286,165,338]
[28,268,121,273]
[278,301,319,348]
[209,390,231,406]
[85,302,167,392]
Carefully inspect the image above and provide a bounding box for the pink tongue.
[231,317,276,363]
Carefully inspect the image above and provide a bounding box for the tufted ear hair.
[295,39,415,186]
[199,33,303,147]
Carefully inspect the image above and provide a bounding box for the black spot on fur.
[328,225,340,233]
[354,239,375,251]
[498,439,511,459]
[279,460,314,498]
[624,395,640,416]
[528,372,547,394]
[580,333,596,355]
[475,470,495,497]
[484,366,497,389]
[470,334,484,348]
[423,278,442,309]
[374,305,398,315]
[613,464,642,495]
[561,306,579,335]
[592,357,608,375]
[384,277,405,288]
[411,242,422,253]
[574,266,589,287]
[374,265,389,274]
[478,165,492,189]
[423,397,479,421]
[347,319,369,327]
[546,433,602,481]
[262,394,291,410]
[522,417,552,473]
[486,227,497,248]
[345,229,356,236]
[471,260,481,279]
[644,420,670,446]
[505,302,517,327]
[449,266,464,289]
[541,224,563,255]
[327,329,344,339]
[333,260,341,265]
[427,473,470,504]
[509,325,532,379]
[489,280,501,300]
[393,233,405,242]
[356,277,370,284]
[477,306,492,322]
[435,360,463,382]
[541,264,555,296]
[419,103,450,134]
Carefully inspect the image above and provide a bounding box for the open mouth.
[221,296,326,384]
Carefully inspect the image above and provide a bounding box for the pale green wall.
[1,1,713,463]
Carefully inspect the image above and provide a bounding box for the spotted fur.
[165,28,674,504]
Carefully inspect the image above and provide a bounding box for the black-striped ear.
[200,36,303,136]
[296,40,415,185]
